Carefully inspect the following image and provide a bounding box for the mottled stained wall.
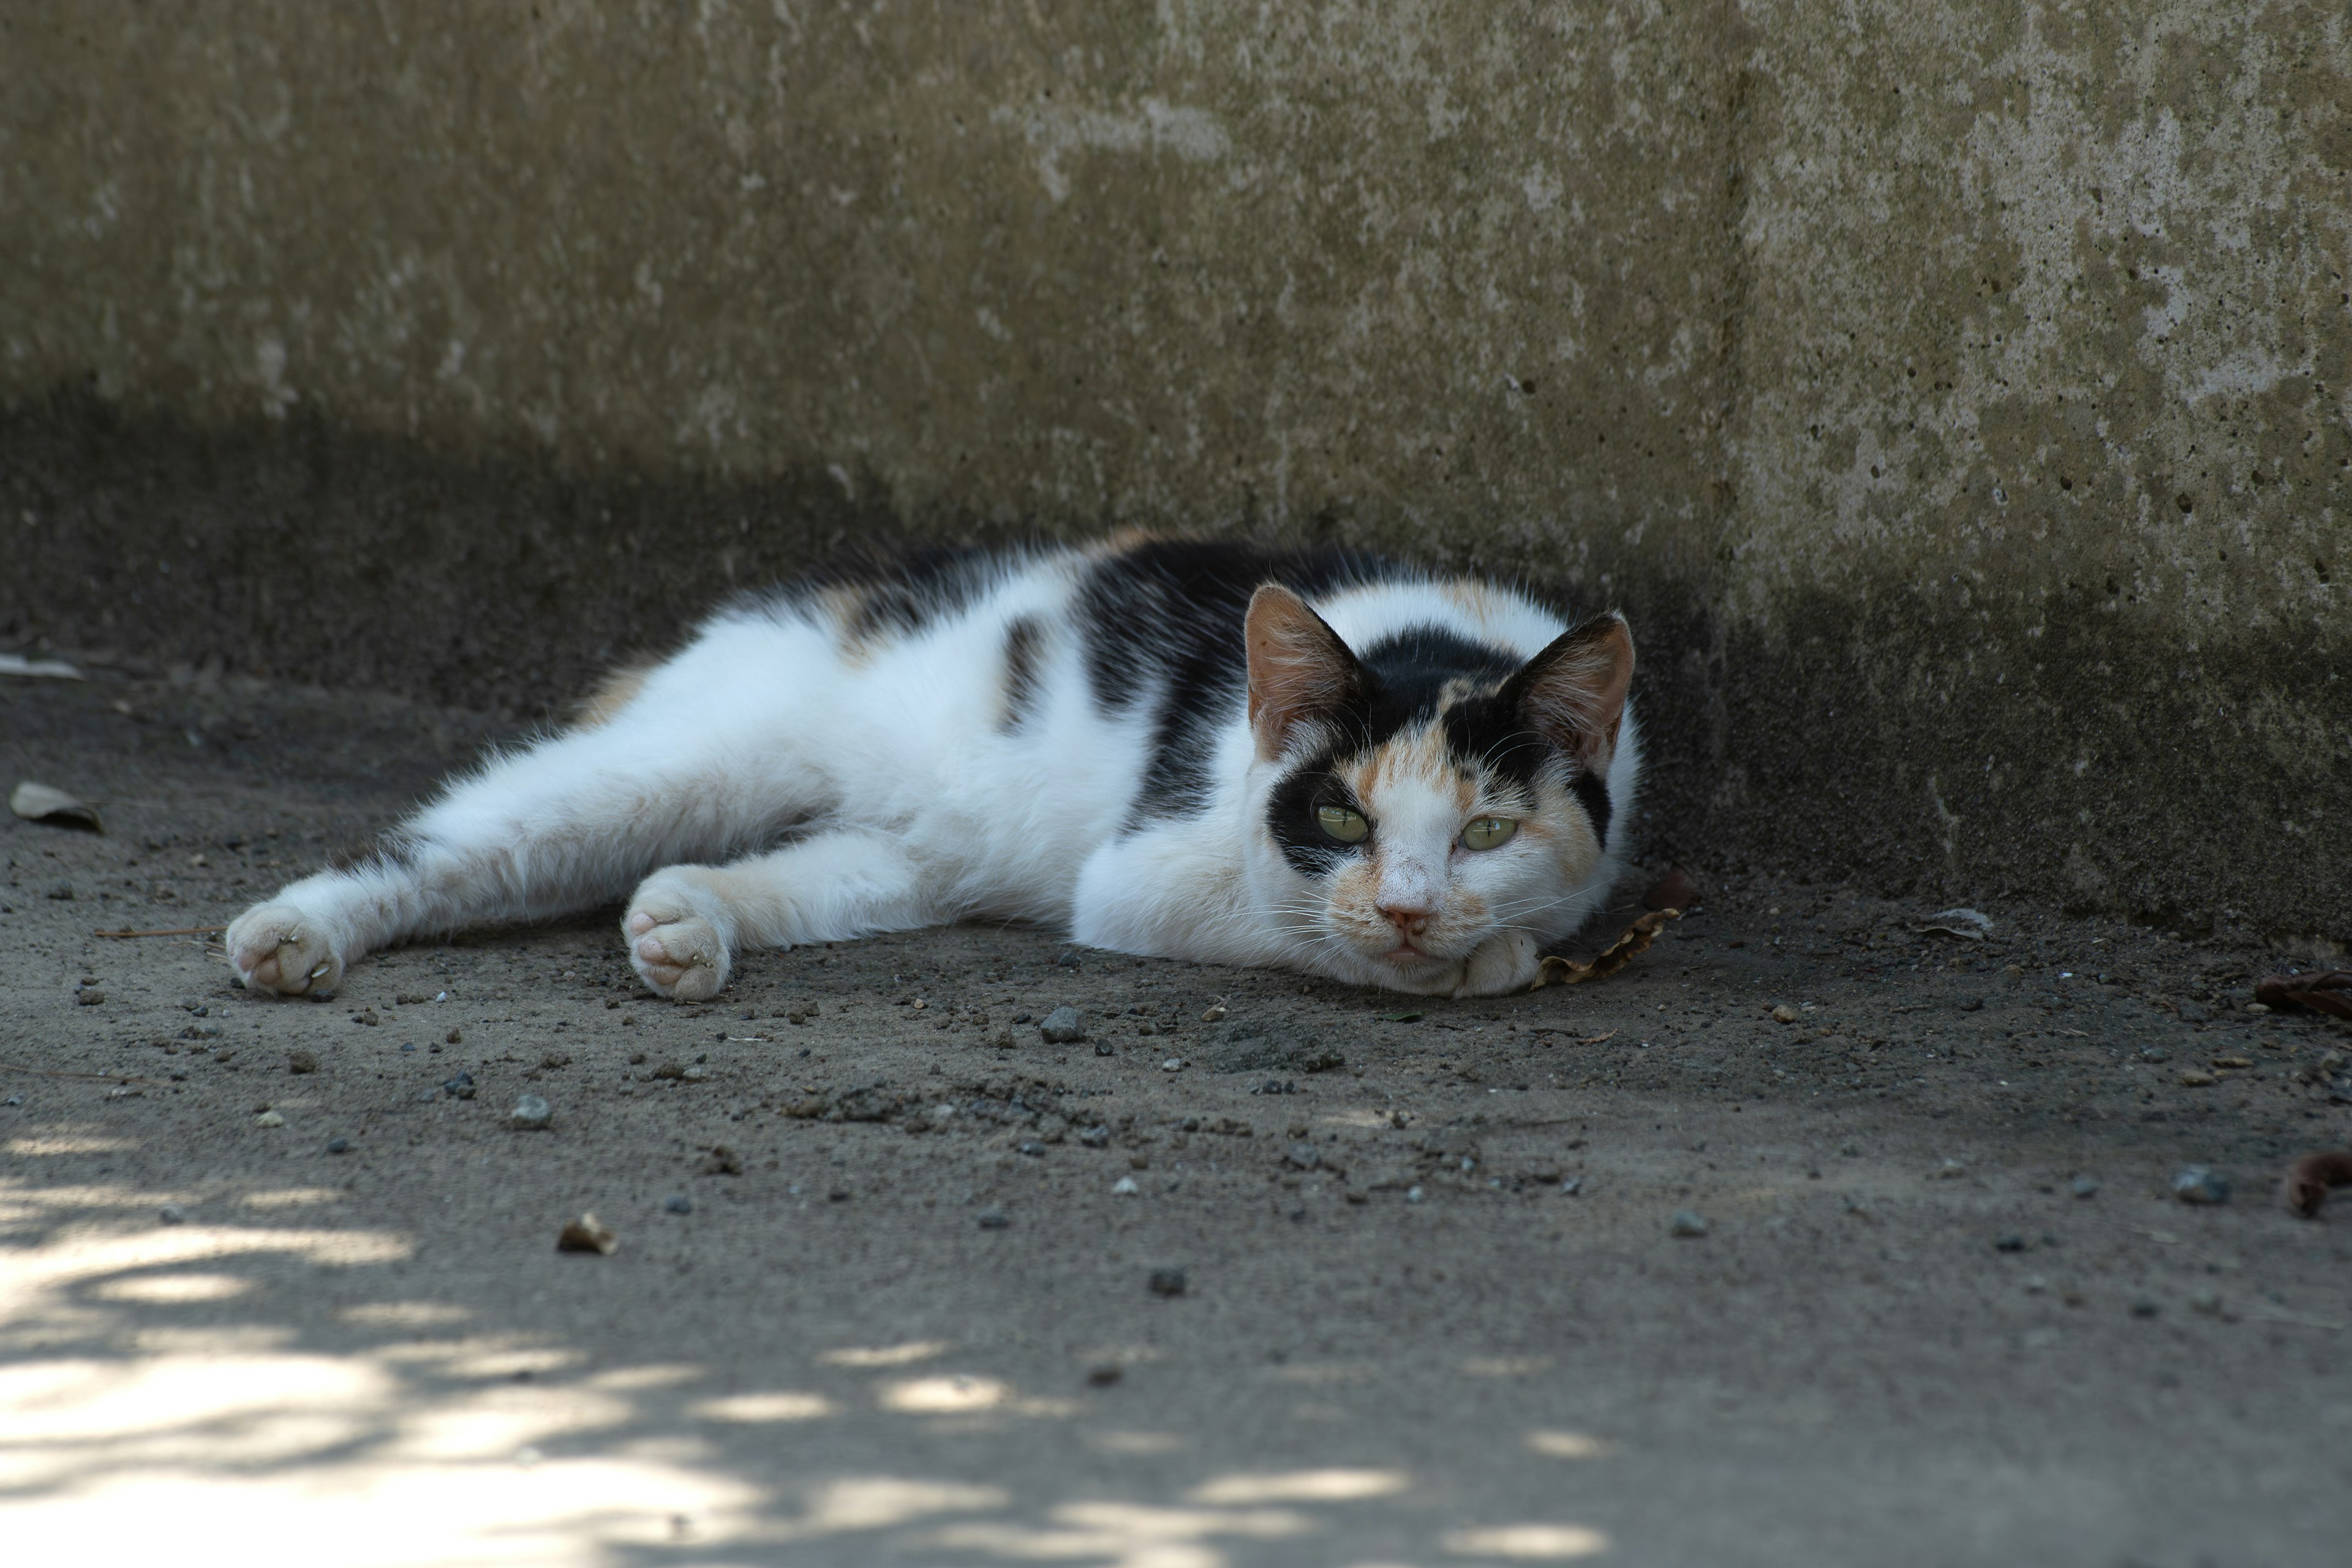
[2,2,2345,938]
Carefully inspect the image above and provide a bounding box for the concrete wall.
[4,2,2346,940]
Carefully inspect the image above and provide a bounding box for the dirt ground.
[5,666,2351,1567]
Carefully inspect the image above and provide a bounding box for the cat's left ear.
[1502,611,1635,768]
[1245,584,1366,761]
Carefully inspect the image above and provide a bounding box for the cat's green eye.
[1316,805,1371,844]
[1460,816,1518,851]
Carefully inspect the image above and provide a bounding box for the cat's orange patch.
[573,662,655,731]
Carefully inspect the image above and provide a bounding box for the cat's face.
[1243,587,1633,990]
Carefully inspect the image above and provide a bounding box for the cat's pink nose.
[1378,902,1431,938]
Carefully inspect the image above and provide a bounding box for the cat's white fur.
[224,547,1638,1001]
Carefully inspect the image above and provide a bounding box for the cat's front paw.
[225,902,347,998]
[1452,929,1542,998]
[624,881,733,1002]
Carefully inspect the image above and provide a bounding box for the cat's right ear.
[1245,585,1364,761]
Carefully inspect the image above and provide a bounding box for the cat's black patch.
[1439,692,1610,848]
[1357,625,1521,710]
[1076,540,1404,816]
[758,546,1022,644]
[998,614,1046,732]
[1265,744,1373,877]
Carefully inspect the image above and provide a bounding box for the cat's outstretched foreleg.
[624,827,935,1000]
[226,720,813,998]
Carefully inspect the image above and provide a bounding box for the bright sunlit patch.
[338,1301,472,1328]
[879,1374,1009,1412]
[820,1340,949,1368]
[587,1363,705,1392]
[1525,1430,1614,1460]
[693,1392,837,1423]
[1088,1429,1186,1455]
[236,1187,343,1210]
[7,1136,137,1156]
[1189,1468,1409,1504]
[92,1272,255,1303]
[1441,1523,1610,1558]
[786,1477,1009,1535]
[1462,1356,1551,1378]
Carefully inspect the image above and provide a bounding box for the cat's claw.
[625,905,731,1001]
[225,902,345,998]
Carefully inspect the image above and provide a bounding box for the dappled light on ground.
[0,1172,1552,1565]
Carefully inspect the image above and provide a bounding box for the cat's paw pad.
[225,903,345,998]
[625,903,731,1002]
[1452,929,1542,998]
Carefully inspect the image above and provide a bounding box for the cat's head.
[1242,584,1637,991]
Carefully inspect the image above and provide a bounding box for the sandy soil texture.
[6,670,2351,1567]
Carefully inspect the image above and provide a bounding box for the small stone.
[74,989,105,1006]
[1135,1019,1157,1036]
[1283,1143,1321,1171]
[158,1204,186,1224]
[442,1072,476,1100]
[1086,1363,1124,1387]
[1018,1140,1046,1157]
[1111,1176,1140,1196]
[1147,1266,1187,1297]
[2130,1299,2161,1318]
[2071,1176,2099,1199]
[663,1194,693,1215]
[556,1213,617,1254]
[2024,1273,2049,1294]
[1161,1057,1186,1073]
[1994,1233,2027,1253]
[1406,1185,1425,1204]
[1079,1124,1111,1148]
[2190,1288,2224,1316]
[2171,1166,2230,1205]
[1039,1006,1087,1044]
[700,1143,743,1174]
[326,1137,350,1154]
[509,1095,553,1131]
[355,1008,379,1027]
[976,1207,1009,1229]
[682,1065,708,1082]
[2177,1070,2216,1087]
[2138,1047,2168,1063]
[1934,1158,1966,1179]
[47,881,75,900]
[1200,1004,1227,1022]
[1669,1210,1709,1237]
[540,1052,571,1069]
[418,1088,437,1102]
[288,1049,318,1074]
[254,1109,285,1128]
[400,1042,417,1053]
[1559,1177,1584,1196]
[1770,1004,1798,1023]
[445,1026,462,1045]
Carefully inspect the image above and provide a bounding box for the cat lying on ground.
[225,535,1640,1001]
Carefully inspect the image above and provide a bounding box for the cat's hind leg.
[624,827,938,1000]
[227,655,834,997]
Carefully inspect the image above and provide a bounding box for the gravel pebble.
[508,1095,552,1131]
[556,1214,617,1254]
[158,1204,186,1225]
[2071,1176,2100,1199]
[663,1194,693,1215]
[2171,1166,2230,1205]
[1038,1006,1087,1044]
[442,1072,477,1100]
[1111,1176,1140,1196]
[977,1207,1009,1229]
[1148,1266,1187,1297]
[254,1109,285,1128]
[326,1137,350,1154]
[288,1049,318,1074]
[1669,1210,1709,1237]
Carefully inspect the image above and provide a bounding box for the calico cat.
[224,535,1640,1001]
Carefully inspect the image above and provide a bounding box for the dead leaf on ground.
[0,653,85,680]
[2279,1152,2352,1218]
[1530,908,1682,990]
[556,1213,618,1255]
[9,781,102,833]
[2255,971,2352,1021]
[1643,865,1701,911]
[1913,907,1992,941]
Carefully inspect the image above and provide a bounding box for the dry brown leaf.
[2255,971,2352,1021]
[556,1213,618,1255]
[1529,908,1682,990]
[9,781,102,833]
[2279,1152,2352,1218]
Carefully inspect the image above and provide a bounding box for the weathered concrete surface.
[2,2,2346,937]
